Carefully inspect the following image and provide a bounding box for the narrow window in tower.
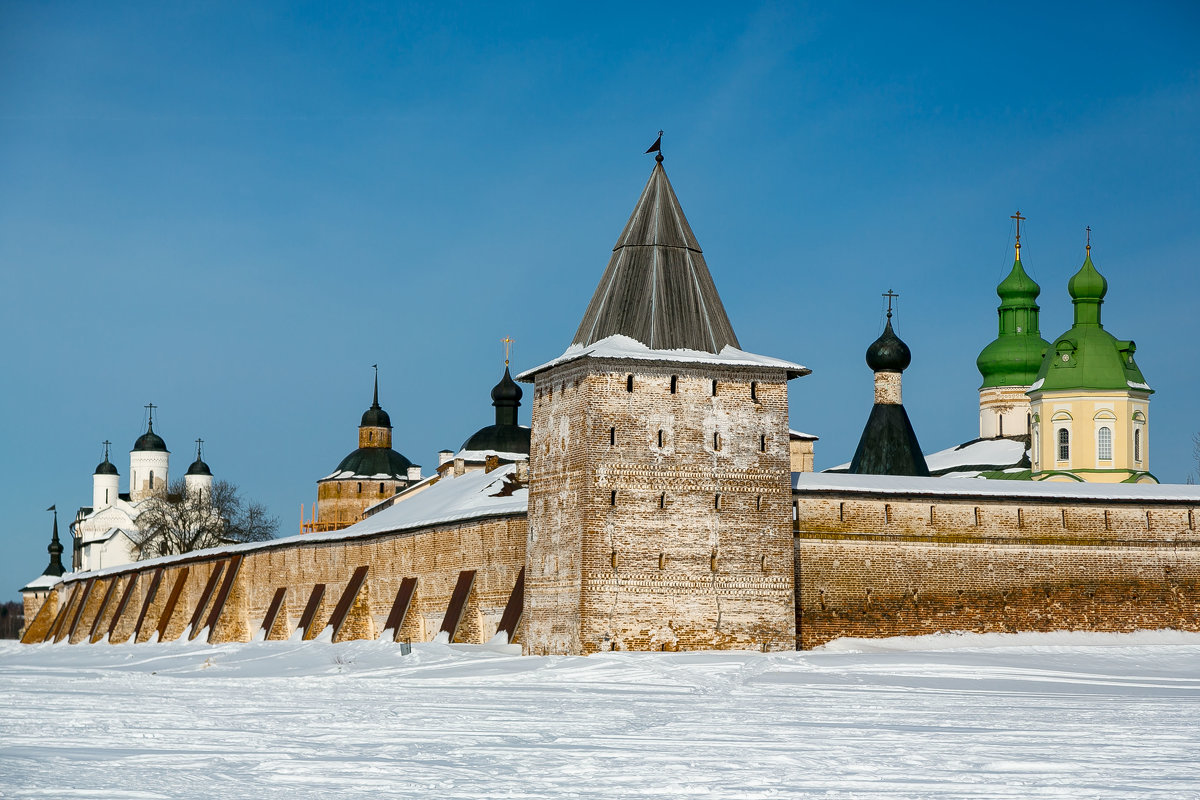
[379,482,385,493]
[998,415,1003,437]
[105,489,109,504]
[714,493,721,510]
[756,495,762,511]
[626,375,633,392]
[149,470,154,489]
[1098,426,1112,461]
[369,431,373,442]
[357,482,362,493]
[658,430,664,448]
[659,493,665,509]
[750,381,758,401]
[611,490,617,506]
[760,434,766,452]
[1134,428,1142,462]
[711,379,718,396]
[1057,428,1070,461]
[713,432,721,450]
[670,375,677,394]
[609,427,615,446]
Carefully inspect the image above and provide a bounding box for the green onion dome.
[977,256,1050,389]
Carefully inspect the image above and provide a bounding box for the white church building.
[70,410,214,572]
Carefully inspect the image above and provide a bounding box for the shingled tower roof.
[572,160,740,354]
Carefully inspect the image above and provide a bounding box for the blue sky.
[2,2,1198,599]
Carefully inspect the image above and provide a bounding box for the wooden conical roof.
[572,161,740,354]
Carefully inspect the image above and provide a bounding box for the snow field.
[1,631,1199,799]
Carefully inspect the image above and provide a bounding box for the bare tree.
[134,478,277,559]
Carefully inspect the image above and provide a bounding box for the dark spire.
[44,505,65,577]
[491,366,523,427]
[572,156,740,353]
[360,365,392,428]
[848,293,929,477]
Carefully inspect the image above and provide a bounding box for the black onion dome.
[491,367,522,407]
[360,404,392,428]
[94,458,119,476]
[186,458,212,476]
[133,423,168,453]
[331,447,413,479]
[459,424,532,457]
[865,319,911,372]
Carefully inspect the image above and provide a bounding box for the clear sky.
[2,2,1198,600]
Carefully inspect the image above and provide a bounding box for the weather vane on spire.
[645,130,664,163]
[883,289,899,320]
[1011,210,1025,256]
[501,336,515,367]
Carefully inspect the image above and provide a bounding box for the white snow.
[1128,380,1152,390]
[19,572,66,591]
[923,438,1027,473]
[797,470,1200,501]
[517,333,809,379]
[454,448,529,462]
[2,630,1199,798]
[789,429,819,440]
[1029,377,1045,390]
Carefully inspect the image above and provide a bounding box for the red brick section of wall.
[525,359,797,655]
[793,490,1200,649]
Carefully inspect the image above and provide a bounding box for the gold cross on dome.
[1011,211,1025,253]
[501,336,515,366]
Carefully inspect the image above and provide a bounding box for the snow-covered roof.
[789,429,819,441]
[455,448,529,463]
[81,526,135,546]
[795,471,1200,502]
[517,334,809,381]
[68,465,529,581]
[923,438,1027,474]
[20,572,67,592]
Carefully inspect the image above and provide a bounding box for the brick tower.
[518,153,809,654]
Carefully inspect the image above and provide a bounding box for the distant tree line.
[0,601,24,640]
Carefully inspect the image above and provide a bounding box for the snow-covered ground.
[3,631,1199,799]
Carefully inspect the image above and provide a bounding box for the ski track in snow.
[1,634,1199,799]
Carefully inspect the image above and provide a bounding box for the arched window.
[1057,429,1070,461]
[1134,428,1142,462]
[1097,427,1112,460]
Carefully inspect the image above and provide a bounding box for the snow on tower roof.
[517,334,809,381]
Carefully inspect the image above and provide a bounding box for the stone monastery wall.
[793,489,1200,649]
[22,515,528,648]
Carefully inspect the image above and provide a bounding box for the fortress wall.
[794,491,1200,649]
[29,514,528,647]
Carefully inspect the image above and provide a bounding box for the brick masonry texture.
[793,490,1200,649]
[524,359,797,655]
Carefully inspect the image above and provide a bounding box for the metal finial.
[144,402,156,430]
[1086,225,1092,254]
[371,364,379,407]
[883,289,899,320]
[195,437,204,460]
[645,130,664,163]
[501,336,515,367]
[102,440,111,462]
[1010,211,1025,256]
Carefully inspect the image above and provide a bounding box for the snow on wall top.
[795,471,1200,502]
[66,465,529,582]
[517,334,809,381]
